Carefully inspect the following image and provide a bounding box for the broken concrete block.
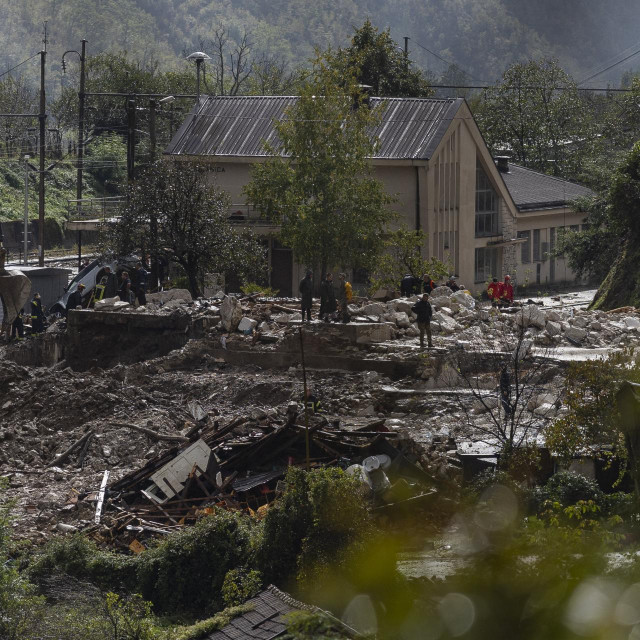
[238,317,258,333]
[94,297,130,311]
[432,312,458,334]
[147,289,193,305]
[565,326,587,343]
[546,310,562,322]
[516,304,547,329]
[472,396,499,413]
[220,296,243,331]
[572,316,589,328]
[590,321,602,331]
[273,313,291,324]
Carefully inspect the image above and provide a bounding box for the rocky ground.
[1,285,638,544]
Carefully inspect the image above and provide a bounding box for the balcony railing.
[227,204,277,226]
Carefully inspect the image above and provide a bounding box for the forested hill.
[3,0,640,88]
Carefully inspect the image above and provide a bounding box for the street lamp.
[186,51,211,104]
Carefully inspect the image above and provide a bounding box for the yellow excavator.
[0,242,31,338]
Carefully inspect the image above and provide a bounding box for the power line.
[409,38,488,84]
[579,47,640,85]
[0,53,41,80]
[577,40,640,86]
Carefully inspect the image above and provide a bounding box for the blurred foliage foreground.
[5,418,640,637]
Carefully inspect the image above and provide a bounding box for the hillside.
[3,0,640,94]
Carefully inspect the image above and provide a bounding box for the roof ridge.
[265,584,315,611]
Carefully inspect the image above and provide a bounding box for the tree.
[544,350,640,495]
[369,227,449,294]
[553,195,619,283]
[591,142,640,309]
[474,59,595,178]
[105,161,265,297]
[330,19,433,98]
[244,55,394,278]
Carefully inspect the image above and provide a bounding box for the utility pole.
[63,39,88,269]
[38,48,46,267]
[24,156,29,265]
[149,98,158,290]
[404,36,409,55]
[127,97,136,184]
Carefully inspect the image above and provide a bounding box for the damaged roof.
[205,585,355,640]
[164,95,464,160]
[498,163,593,211]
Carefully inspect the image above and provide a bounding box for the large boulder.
[429,296,451,309]
[516,304,547,330]
[451,290,476,309]
[388,298,413,314]
[146,289,193,305]
[220,295,243,331]
[430,286,452,298]
[565,326,587,343]
[390,311,411,328]
[432,311,459,334]
[361,302,386,316]
[545,321,561,337]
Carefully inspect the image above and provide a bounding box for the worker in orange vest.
[487,278,502,307]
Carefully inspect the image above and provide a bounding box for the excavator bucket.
[0,247,32,329]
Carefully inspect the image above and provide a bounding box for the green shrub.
[222,568,262,607]
[135,510,255,614]
[240,282,280,297]
[173,605,253,640]
[540,471,603,507]
[256,467,374,586]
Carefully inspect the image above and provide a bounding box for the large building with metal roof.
[165,95,592,296]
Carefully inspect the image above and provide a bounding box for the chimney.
[495,156,510,173]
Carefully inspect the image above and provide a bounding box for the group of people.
[299,271,352,323]
[400,273,461,297]
[9,292,44,340]
[487,274,514,307]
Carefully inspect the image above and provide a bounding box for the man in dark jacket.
[65,283,85,315]
[11,309,24,340]
[319,273,337,322]
[422,274,435,294]
[119,271,132,303]
[30,293,45,333]
[299,270,313,322]
[411,293,433,349]
[134,262,148,306]
[103,266,118,298]
[400,273,414,297]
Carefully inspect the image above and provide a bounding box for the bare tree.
[198,25,253,96]
[446,307,562,469]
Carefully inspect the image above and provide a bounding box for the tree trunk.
[186,263,201,298]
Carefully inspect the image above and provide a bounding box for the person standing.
[500,275,514,306]
[11,309,24,340]
[65,283,86,315]
[338,273,351,323]
[422,274,435,294]
[299,270,313,322]
[103,266,118,298]
[119,271,132,303]
[412,293,433,349]
[30,293,45,333]
[500,366,512,419]
[319,272,337,322]
[400,273,414,297]
[134,262,148,306]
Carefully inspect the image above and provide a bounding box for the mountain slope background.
[3,0,640,94]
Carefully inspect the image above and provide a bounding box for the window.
[475,165,499,237]
[475,247,498,283]
[518,230,531,264]
[533,229,541,262]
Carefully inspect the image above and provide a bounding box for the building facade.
[165,96,592,297]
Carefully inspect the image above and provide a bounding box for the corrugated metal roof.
[498,163,593,210]
[164,95,464,160]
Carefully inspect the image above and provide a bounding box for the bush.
[222,568,262,607]
[135,509,255,614]
[255,467,374,587]
[539,471,603,507]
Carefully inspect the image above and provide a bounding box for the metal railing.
[66,196,125,222]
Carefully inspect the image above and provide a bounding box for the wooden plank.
[94,470,110,525]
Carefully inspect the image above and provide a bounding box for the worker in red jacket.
[487,278,502,307]
[500,275,514,305]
